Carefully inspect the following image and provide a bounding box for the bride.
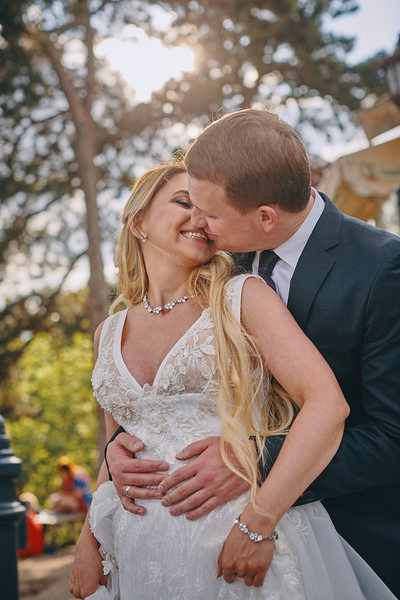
[69,160,395,599]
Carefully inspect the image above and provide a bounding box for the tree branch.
[43,18,82,36]
[83,8,96,110]
[59,249,88,289]
[31,109,70,124]
[89,0,116,17]
[40,31,86,129]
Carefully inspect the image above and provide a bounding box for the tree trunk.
[76,114,109,464]
[42,7,109,463]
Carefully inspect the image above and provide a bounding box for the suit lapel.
[231,195,344,328]
[288,238,335,327]
[287,194,343,328]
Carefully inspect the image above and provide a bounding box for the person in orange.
[18,492,45,558]
[50,456,92,514]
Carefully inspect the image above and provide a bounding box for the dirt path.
[18,546,76,600]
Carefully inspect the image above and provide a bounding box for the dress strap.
[225,274,262,322]
[97,309,127,356]
[97,315,112,355]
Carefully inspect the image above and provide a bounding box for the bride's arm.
[68,457,110,598]
[218,277,349,586]
[69,324,120,599]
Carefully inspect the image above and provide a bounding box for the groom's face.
[188,176,264,252]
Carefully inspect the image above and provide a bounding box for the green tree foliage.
[0,289,91,385]
[5,330,97,506]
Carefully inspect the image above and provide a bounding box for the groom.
[107,109,400,595]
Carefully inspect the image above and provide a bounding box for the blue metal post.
[0,415,25,600]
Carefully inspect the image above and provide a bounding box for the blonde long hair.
[112,160,294,503]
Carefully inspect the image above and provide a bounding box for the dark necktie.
[258,250,279,291]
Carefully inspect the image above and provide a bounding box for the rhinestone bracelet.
[234,514,278,543]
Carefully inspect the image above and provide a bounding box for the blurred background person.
[18,492,45,558]
[49,456,92,514]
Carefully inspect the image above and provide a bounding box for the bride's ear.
[129,216,143,241]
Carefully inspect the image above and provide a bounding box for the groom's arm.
[271,246,400,503]
[104,426,125,480]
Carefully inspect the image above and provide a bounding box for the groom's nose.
[191,206,207,228]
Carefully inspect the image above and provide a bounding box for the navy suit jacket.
[235,194,400,595]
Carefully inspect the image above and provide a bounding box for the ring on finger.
[124,485,132,497]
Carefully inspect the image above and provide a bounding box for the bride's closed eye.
[175,198,192,209]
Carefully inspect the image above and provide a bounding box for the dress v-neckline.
[114,308,207,392]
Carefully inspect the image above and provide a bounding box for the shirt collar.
[272,189,325,268]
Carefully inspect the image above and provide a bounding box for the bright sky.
[319,1,400,159]
[324,0,399,65]
[95,1,400,103]
[96,26,194,103]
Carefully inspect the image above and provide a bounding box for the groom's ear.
[257,205,278,233]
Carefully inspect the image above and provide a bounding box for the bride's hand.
[69,531,107,598]
[217,507,276,587]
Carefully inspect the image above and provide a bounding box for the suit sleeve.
[259,246,400,503]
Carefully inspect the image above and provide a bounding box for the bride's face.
[138,172,216,269]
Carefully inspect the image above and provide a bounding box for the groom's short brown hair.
[185,109,311,213]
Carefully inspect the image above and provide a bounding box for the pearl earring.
[140,231,148,243]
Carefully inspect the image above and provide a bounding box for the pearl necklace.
[143,293,188,315]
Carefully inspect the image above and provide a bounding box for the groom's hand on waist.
[107,433,170,515]
[157,436,250,520]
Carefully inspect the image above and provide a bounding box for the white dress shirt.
[252,189,325,305]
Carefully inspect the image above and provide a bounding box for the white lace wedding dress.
[87,275,395,600]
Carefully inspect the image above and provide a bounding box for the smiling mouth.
[181,231,209,241]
